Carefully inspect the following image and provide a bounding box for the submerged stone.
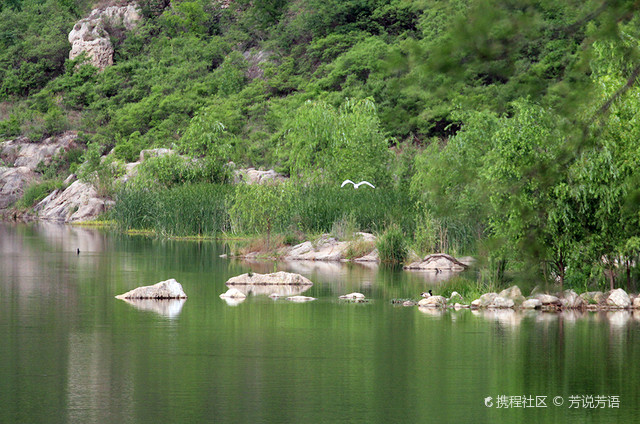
[219,288,246,299]
[339,292,365,300]
[286,295,316,302]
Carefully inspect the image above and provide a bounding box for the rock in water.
[418,295,447,308]
[521,299,542,309]
[339,292,365,300]
[116,279,187,299]
[219,288,246,299]
[607,288,631,309]
[489,296,515,309]
[286,296,316,302]
[226,271,313,287]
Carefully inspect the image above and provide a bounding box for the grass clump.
[377,224,408,264]
[19,180,63,208]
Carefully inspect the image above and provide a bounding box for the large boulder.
[404,253,469,271]
[233,167,286,185]
[418,295,447,308]
[489,296,515,309]
[284,235,349,261]
[471,292,498,308]
[560,289,586,309]
[35,180,110,222]
[522,298,542,309]
[69,4,141,70]
[606,288,631,309]
[497,285,525,306]
[535,294,561,306]
[116,279,187,299]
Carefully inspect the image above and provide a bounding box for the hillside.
[2,0,640,290]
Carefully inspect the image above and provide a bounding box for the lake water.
[1,222,638,423]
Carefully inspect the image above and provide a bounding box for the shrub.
[377,224,407,264]
[19,180,63,208]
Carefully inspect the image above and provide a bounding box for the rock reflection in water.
[472,309,523,328]
[225,282,312,297]
[119,298,186,318]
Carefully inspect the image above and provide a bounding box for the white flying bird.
[341,179,375,189]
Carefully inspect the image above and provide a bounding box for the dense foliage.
[3,0,640,291]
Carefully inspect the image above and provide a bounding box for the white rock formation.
[404,253,469,271]
[35,180,111,222]
[418,295,447,308]
[233,167,286,185]
[607,288,631,309]
[489,296,515,309]
[521,298,542,309]
[219,288,247,299]
[116,278,187,299]
[69,4,141,70]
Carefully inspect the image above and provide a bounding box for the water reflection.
[118,298,186,318]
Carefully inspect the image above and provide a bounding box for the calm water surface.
[1,222,639,423]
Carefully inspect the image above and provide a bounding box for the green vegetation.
[3,0,640,292]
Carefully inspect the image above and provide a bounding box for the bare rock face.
[1,132,78,169]
[233,167,287,185]
[69,4,141,70]
[0,166,38,209]
[403,253,469,271]
[35,180,110,222]
[116,279,187,299]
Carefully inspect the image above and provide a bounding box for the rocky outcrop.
[1,132,79,168]
[404,253,469,271]
[226,271,314,287]
[35,180,111,222]
[281,233,377,262]
[243,50,272,80]
[69,3,141,70]
[115,278,187,299]
[233,167,287,185]
[0,166,38,209]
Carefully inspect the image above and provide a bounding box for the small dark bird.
[77,248,80,255]
[248,271,253,277]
